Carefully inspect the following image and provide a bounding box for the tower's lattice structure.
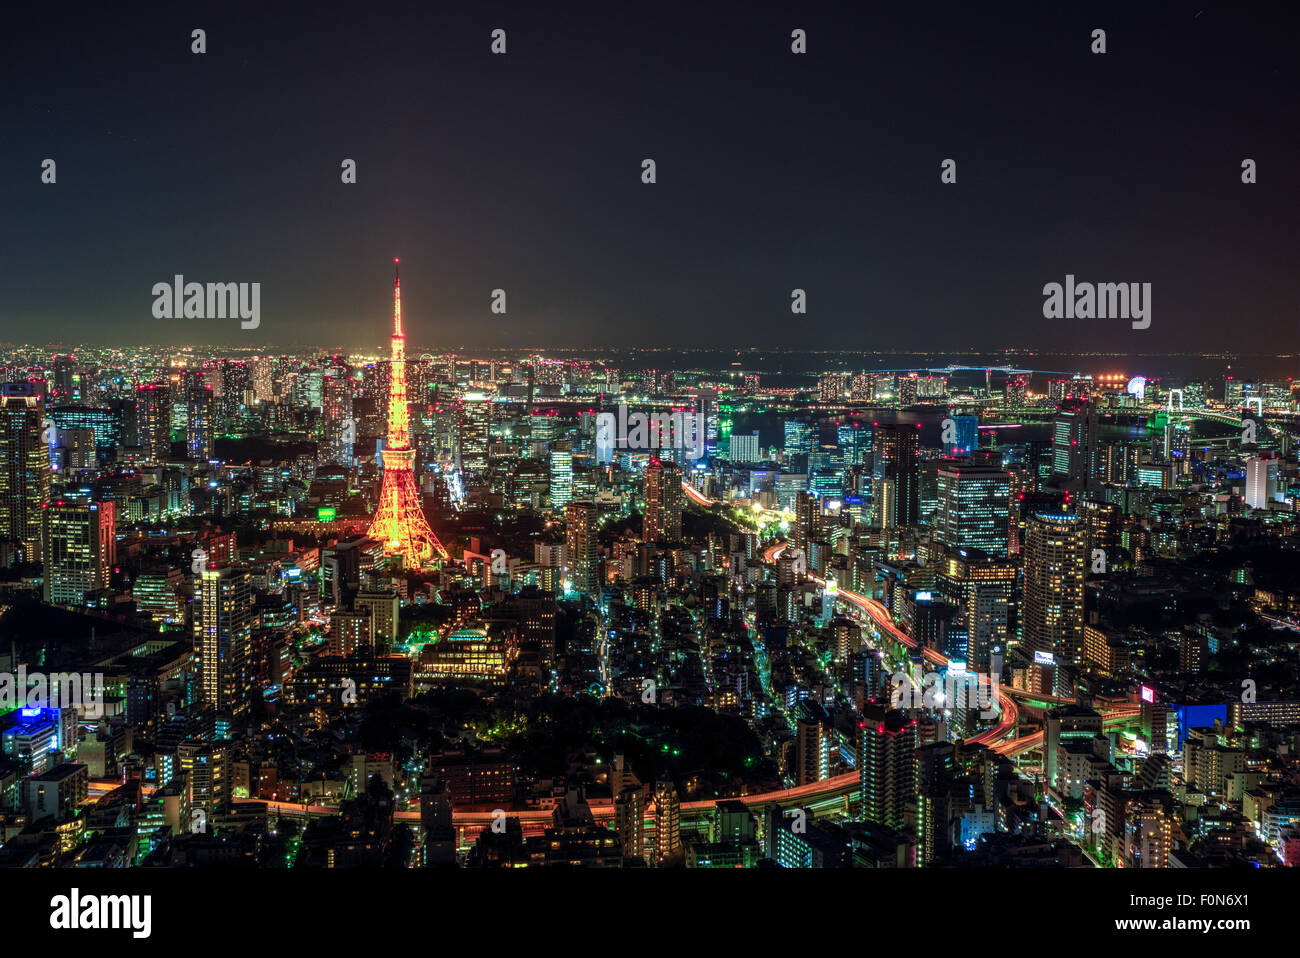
[367,259,449,566]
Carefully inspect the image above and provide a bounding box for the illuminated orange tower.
[367,259,449,566]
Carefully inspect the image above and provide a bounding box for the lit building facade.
[42,497,115,605]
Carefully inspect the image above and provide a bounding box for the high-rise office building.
[792,489,817,552]
[1022,512,1087,667]
[355,590,400,651]
[250,356,274,403]
[1052,399,1098,492]
[937,548,1016,672]
[782,420,813,460]
[873,422,921,527]
[54,425,97,473]
[50,405,122,461]
[564,501,598,594]
[942,414,978,458]
[642,459,683,543]
[911,592,957,658]
[690,387,719,461]
[328,609,373,656]
[50,355,80,402]
[1077,497,1120,561]
[935,464,1010,557]
[0,384,50,562]
[549,447,573,509]
[219,360,251,428]
[915,742,956,865]
[324,373,354,466]
[136,382,172,460]
[195,565,254,714]
[529,408,559,458]
[837,420,872,467]
[1097,442,1141,486]
[1224,377,1254,411]
[42,496,115,605]
[458,391,491,479]
[187,381,215,460]
[870,479,896,531]
[730,431,761,464]
[293,368,323,410]
[1245,456,1278,509]
[134,568,186,625]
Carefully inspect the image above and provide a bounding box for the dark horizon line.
[1,341,1296,362]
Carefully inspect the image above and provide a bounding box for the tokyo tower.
[367,259,449,567]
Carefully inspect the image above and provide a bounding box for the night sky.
[4,1,1299,353]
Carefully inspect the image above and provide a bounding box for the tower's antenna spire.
[393,257,402,337]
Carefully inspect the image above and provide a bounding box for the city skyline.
[4,278,1300,892]
[5,2,1300,931]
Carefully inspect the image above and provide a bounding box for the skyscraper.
[942,414,978,458]
[549,446,573,509]
[42,496,114,605]
[690,387,718,461]
[50,355,80,403]
[817,373,848,402]
[782,420,813,460]
[729,431,761,463]
[837,420,872,467]
[873,422,921,527]
[1246,456,1277,510]
[458,391,491,480]
[1022,512,1087,670]
[935,463,1011,557]
[858,706,918,830]
[792,489,817,552]
[49,405,121,461]
[323,372,355,466]
[849,373,874,401]
[912,592,958,657]
[186,379,214,460]
[219,359,251,431]
[937,548,1017,672]
[136,382,171,461]
[642,459,683,543]
[195,565,254,714]
[564,501,597,594]
[0,383,50,562]
[1052,399,1098,492]
[870,479,895,531]
[367,260,449,568]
